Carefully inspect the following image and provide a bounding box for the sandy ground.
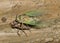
[0,0,60,43]
[0,28,60,43]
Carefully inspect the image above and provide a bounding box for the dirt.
[0,28,60,43]
[0,0,60,43]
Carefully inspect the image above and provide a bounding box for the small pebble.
[45,38,53,43]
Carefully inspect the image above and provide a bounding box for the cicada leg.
[21,30,27,37]
[27,26,31,33]
[17,29,20,36]
[21,23,28,36]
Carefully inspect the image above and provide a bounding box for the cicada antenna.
[15,14,18,22]
[16,14,17,20]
